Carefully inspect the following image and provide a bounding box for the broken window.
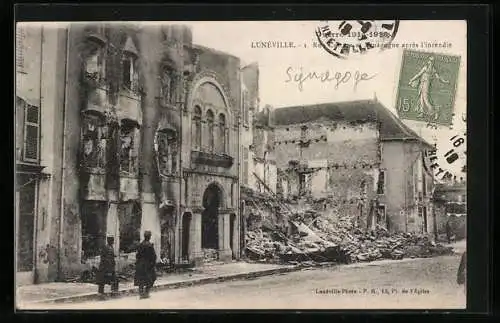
[84,41,106,82]
[206,109,215,151]
[192,106,202,149]
[118,202,141,253]
[299,173,311,196]
[81,114,107,169]
[122,53,138,92]
[377,170,385,194]
[157,129,178,176]
[81,201,107,259]
[119,121,139,175]
[160,67,175,104]
[376,204,386,226]
[218,113,226,153]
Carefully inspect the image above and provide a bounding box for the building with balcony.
[15,22,243,283]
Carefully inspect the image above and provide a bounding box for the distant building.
[270,99,435,233]
[16,22,245,284]
[433,182,466,240]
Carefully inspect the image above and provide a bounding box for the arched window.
[160,67,174,104]
[122,53,138,91]
[119,120,139,175]
[192,106,202,149]
[206,109,214,151]
[218,113,226,153]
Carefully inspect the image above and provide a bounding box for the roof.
[434,182,467,193]
[272,100,433,148]
[192,44,240,60]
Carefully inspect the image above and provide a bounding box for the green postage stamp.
[396,50,461,126]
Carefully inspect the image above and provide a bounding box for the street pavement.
[24,254,466,310]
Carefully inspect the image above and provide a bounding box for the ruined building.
[271,100,435,234]
[239,62,277,194]
[16,22,244,284]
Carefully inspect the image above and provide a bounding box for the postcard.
[15,20,467,310]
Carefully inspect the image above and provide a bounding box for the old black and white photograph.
[15,20,467,310]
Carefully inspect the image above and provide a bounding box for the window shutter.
[24,124,39,161]
[23,104,39,162]
[16,27,25,69]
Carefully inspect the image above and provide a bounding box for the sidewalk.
[444,239,466,254]
[16,261,301,307]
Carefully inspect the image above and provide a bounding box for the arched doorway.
[201,183,223,250]
[181,213,192,261]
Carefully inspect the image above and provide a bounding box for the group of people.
[96,230,468,300]
[96,230,157,300]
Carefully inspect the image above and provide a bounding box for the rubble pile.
[245,206,454,265]
[203,248,219,263]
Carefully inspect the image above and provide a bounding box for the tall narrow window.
[119,121,139,175]
[377,170,385,195]
[160,67,173,104]
[122,58,132,89]
[16,26,25,69]
[206,109,214,151]
[219,113,226,153]
[122,53,138,92]
[242,91,249,126]
[376,204,386,226]
[192,106,202,149]
[23,104,40,162]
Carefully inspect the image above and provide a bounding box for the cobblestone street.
[26,253,465,310]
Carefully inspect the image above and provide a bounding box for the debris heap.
[245,206,454,264]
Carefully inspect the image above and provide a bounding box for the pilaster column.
[218,212,232,262]
[106,202,120,254]
[190,212,203,266]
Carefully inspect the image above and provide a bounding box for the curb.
[30,265,303,305]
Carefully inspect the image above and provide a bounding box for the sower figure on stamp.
[96,236,119,299]
[134,230,157,299]
[408,56,450,120]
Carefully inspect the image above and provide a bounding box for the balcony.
[191,150,234,168]
[83,25,107,46]
[117,92,142,126]
[82,86,109,116]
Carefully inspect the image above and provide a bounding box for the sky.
[183,20,467,180]
[22,20,467,180]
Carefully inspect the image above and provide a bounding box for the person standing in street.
[457,250,467,294]
[96,236,119,299]
[134,230,157,299]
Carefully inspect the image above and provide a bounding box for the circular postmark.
[315,20,400,59]
[422,129,466,184]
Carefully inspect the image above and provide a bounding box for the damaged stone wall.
[274,122,379,169]
[271,121,380,231]
[379,141,433,233]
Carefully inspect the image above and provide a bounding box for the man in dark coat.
[96,236,119,298]
[457,251,466,293]
[134,230,157,299]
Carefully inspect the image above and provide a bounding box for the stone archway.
[201,183,223,251]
